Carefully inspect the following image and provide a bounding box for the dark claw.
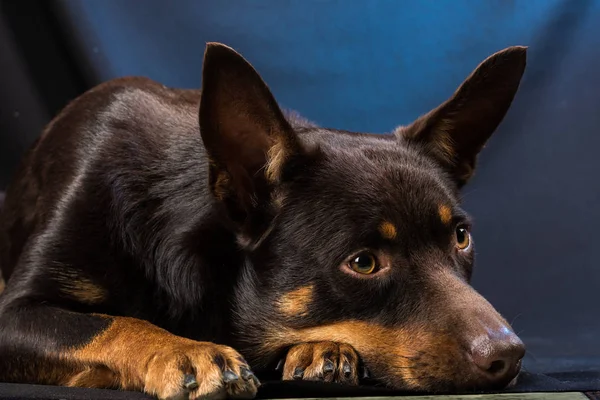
[240,367,254,381]
[323,360,335,374]
[275,358,285,371]
[361,366,371,379]
[223,370,240,383]
[183,374,199,390]
[293,367,304,380]
[343,362,352,378]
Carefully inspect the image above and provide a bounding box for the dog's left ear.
[199,42,302,237]
[397,46,527,187]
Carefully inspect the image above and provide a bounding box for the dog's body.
[0,43,527,399]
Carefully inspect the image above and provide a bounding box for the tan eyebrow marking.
[379,221,397,240]
[438,204,452,225]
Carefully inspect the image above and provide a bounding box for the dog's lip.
[506,374,519,388]
[504,359,523,389]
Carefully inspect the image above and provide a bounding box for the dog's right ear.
[396,46,527,188]
[199,43,302,227]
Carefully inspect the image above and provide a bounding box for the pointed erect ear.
[199,42,301,222]
[397,46,527,187]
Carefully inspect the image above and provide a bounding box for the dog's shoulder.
[66,77,200,138]
[33,76,204,179]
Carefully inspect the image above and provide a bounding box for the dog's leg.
[281,342,360,385]
[0,296,259,399]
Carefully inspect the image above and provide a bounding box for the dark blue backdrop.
[7,0,600,375]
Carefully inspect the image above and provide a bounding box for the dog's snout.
[469,326,525,387]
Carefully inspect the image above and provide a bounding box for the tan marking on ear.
[265,139,286,183]
[277,285,314,317]
[214,171,230,201]
[438,204,452,225]
[271,188,286,210]
[378,221,397,240]
[435,122,456,162]
[0,277,5,294]
[59,278,107,305]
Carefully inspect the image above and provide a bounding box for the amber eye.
[349,252,378,274]
[455,225,471,250]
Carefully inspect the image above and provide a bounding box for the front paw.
[281,342,359,385]
[145,342,260,400]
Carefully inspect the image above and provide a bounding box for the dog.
[0,42,527,399]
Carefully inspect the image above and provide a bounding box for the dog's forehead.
[303,128,456,200]
[292,128,460,230]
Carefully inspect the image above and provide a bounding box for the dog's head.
[198,42,527,392]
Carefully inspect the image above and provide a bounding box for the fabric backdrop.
[1,0,599,377]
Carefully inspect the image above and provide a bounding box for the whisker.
[525,350,539,362]
[510,313,523,326]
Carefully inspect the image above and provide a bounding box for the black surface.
[2,372,600,400]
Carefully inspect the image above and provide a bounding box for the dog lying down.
[0,43,527,399]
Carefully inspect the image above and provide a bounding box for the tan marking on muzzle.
[261,320,435,389]
[262,271,518,390]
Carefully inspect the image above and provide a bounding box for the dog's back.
[0,78,199,280]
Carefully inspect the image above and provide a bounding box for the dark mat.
[2,372,600,400]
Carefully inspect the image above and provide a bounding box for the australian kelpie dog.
[0,43,527,399]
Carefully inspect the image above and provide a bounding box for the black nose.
[470,326,525,387]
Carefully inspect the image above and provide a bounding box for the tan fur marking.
[214,171,230,201]
[60,278,107,305]
[271,189,285,209]
[0,277,5,295]
[435,121,456,162]
[277,285,314,317]
[65,365,119,389]
[265,139,286,183]
[438,204,452,225]
[379,221,397,240]
[58,316,257,398]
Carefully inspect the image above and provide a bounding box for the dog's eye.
[349,252,378,274]
[455,225,471,250]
